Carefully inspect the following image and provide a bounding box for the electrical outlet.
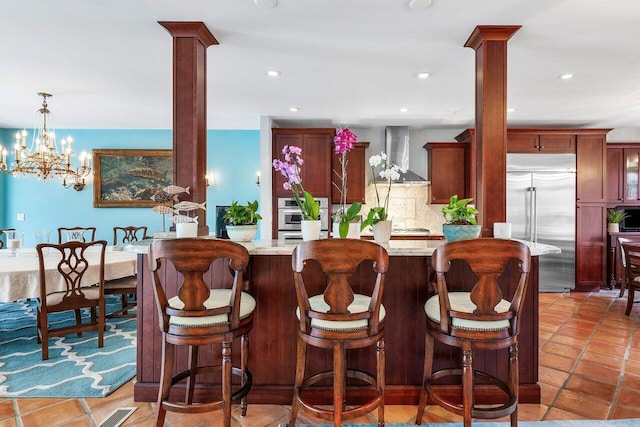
[16,213,25,221]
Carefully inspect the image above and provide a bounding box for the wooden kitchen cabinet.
[575,132,609,291]
[424,142,470,204]
[331,141,369,204]
[606,144,640,205]
[576,203,607,292]
[507,132,576,153]
[272,128,334,198]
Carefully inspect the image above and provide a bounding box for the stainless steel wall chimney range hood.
[383,126,428,183]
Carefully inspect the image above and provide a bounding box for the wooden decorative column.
[464,25,520,236]
[159,21,218,235]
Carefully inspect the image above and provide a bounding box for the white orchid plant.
[361,151,405,230]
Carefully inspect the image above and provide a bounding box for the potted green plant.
[441,195,481,242]
[607,208,628,233]
[223,200,262,242]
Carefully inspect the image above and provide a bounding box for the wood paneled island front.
[126,239,558,405]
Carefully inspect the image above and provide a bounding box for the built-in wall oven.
[277,197,329,242]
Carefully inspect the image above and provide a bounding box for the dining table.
[0,246,138,302]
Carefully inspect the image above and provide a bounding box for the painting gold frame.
[93,149,173,208]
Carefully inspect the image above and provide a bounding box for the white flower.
[369,154,382,167]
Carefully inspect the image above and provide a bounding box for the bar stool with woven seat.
[288,239,389,427]
[149,238,254,427]
[416,238,531,427]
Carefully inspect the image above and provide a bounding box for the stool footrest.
[427,368,517,419]
[295,368,382,421]
[164,366,252,409]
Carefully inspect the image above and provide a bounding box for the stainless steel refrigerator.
[506,153,576,292]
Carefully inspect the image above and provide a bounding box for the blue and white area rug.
[291,420,640,426]
[0,297,136,398]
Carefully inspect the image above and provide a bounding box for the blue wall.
[0,129,260,246]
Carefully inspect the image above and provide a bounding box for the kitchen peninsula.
[124,238,559,405]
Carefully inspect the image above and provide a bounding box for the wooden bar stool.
[149,238,254,427]
[288,239,389,427]
[416,238,531,427]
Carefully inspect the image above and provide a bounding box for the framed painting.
[93,149,173,208]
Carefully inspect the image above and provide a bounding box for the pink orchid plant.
[332,128,362,237]
[272,145,320,220]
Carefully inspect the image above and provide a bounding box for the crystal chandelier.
[0,92,91,191]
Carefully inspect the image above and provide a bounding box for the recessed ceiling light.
[289,107,299,112]
[254,0,277,8]
[409,0,433,10]
[559,73,574,80]
[266,70,281,77]
[400,107,409,113]
[417,72,430,79]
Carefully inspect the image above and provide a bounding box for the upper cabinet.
[507,132,576,153]
[606,144,640,205]
[424,142,470,204]
[272,128,334,198]
[331,142,370,204]
[576,133,608,203]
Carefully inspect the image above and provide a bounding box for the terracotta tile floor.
[1,289,640,426]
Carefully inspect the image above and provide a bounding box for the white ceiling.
[1,0,639,132]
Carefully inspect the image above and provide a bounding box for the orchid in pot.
[273,145,322,240]
[332,128,362,238]
[361,152,405,242]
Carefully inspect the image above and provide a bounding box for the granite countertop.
[118,238,560,257]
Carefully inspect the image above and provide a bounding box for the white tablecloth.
[0,246,138,302]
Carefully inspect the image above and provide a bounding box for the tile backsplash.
[363,183,445,233]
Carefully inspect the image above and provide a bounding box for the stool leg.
[462,346,473,427]
[186,345,198,404]
[377,338,385,427]
[289,335,306,427]
[222,339,232,427]
[509,343,519,427]
[156,338,174,427]
[240,333,249,417]
[416,333,434,424]
[333,342,345,427]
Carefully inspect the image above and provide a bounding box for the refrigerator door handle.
[526,186,535,241]
[532,186,538,242]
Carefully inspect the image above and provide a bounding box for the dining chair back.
[113,225,148,245]
[617,237,639,297]
[622,242,640,316]
[149,238,254,427]
[288,238,389,427]
[35,239,107,360]
[57,226,97,243]
[0,228,16,249]
[416,238,531,427]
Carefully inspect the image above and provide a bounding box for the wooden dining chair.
[617,237,639,298]
[288,239,389,427]
[104,226,148,318]
[149,238,254,427]
[416,238,531,427]
[621,242,640,316]
[0,228,16,249]
[113,225,148,245]
[57,226,97,243]
[35,240,107,360]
